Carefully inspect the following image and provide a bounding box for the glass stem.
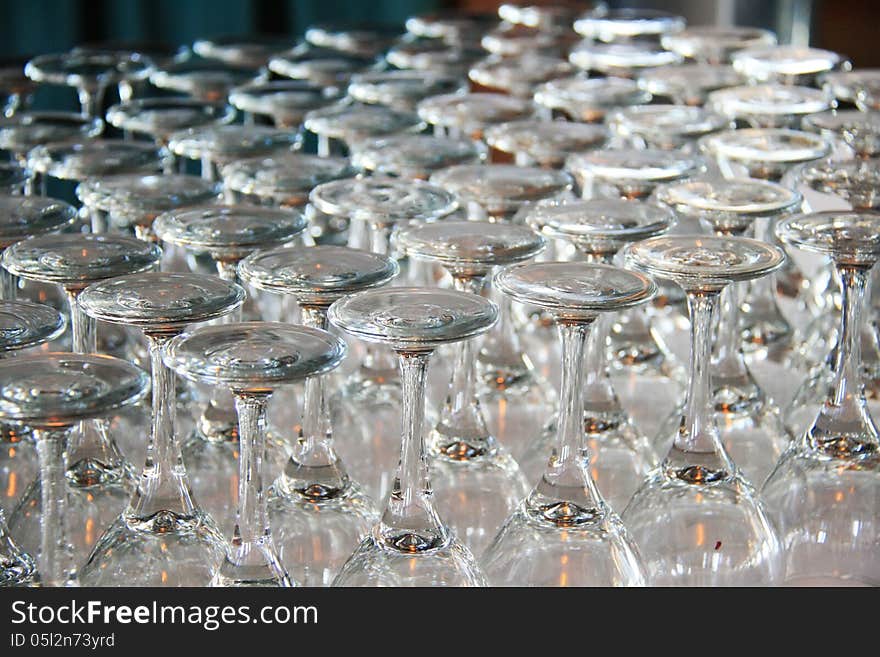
[34,428,70,587]
[285,305,349,498]
[127,333,198,520]
[78,85,106,119]
[359,223,399,376]
[665,290,734,480]
[67,289,96,354]
[378,351,446,551]
[528,321,604,520]
[808,264,880,452]
[712,281,753,388]
[65,288,127,481]
[230,392,276,565]
[435,274,493,457]
[582,309,620,413]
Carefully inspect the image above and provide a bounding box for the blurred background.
[0,0,876,65]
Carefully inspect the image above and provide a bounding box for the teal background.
[0,0,439,59]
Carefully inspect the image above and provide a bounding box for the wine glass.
[396,221,545,554]
[563,149,696,407]
[566,148,705,202]
[607,105,732,151]
[482,261,654,586]
[223,152,354,209]
[166,125,301,181]
[521,199,675,505]
[385,41,483,79]
[76,173,222,244]
[428,164,572,476]
[568,41,682,79]
[303,102,424,158]
[239,245,397,585]
[700,128,831,364]
[821,69,880,112]
[534,76,651,123]
[228,80,342,129]
[654,178,802,483]
[2,234,161,566]
[105,97,236,171]
[76,271,244,586]
[350,133,484,180]
[329,287,497,586]
[783,159,880,434]
[764,210,880,585]
[193,35,291,69]
[484,120,608,168]
[707,84,833,129]
[25,51,153,118]
[661,26,776,65]
[469,53,573,98]
[637,64,745,107]
[153,204,307,527]
[732,45,849,86]
[304,24,398,58]
[149,58,265,103]
[348,70,467,112]
[268,45,374,90]
[622,234,784,585]
[480,23,573,59]
[0,112,103,176]
[0,194,76,300]
[802,110,880,160]
[0,353,148,586]
[573,8,685,43]
[416,92,534,141]
[306,177,458,501]
[0,299,66,586]
[166,322,346,586]
[26,139,167,197]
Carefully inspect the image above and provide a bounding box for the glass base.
[623,469,783,586]
[763,445,880,586]
[268,480,377,587]
[78,510,226,587]
[481,504,645,586]
[332,533,486,587]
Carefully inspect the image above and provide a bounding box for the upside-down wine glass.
[482,261,654,586]
[152,205,307,527]
[329,288,497,586]
[522,199,673,502]
[238,245,397,586]
[654,178,802,483]
[166,322,346,586]
[396,221,544,554]
[763,211,880,585]
[0,353,148,586]
[622,234,784,585]
[0,300,66,586]
[77,271,244,586]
